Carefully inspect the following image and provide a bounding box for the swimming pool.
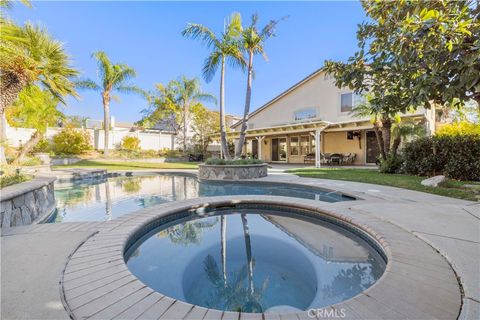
[125,207,385,313]
[51,173,354,223]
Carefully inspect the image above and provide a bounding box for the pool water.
[52,174,354,223]
[125,209,386,313]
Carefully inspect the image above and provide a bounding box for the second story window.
[341,93,353,112]
[294,108,317,121]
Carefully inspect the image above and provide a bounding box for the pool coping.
[60,195,461,320]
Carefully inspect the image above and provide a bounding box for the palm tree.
[170,76,216,155]
[76,51,145,156]
[182,13,245,159]
[8,85,64,164]
[235,14,284,158]
[0,22,78,164]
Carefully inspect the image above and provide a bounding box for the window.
[290,137,299,155]
[341,93,353,112]
[294,108,317,121]
[300,136,309,155]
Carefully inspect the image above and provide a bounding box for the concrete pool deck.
[1,170,479,319]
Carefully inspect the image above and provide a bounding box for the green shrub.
[436,121,480,136]
[121,136,141,151]
[205,158,264,165]
[52,128,92,155]
[403,135,480,180]
[0,173,29,188]
[160,148,181,158]
[32,138,51,153]
[379,154,404,174]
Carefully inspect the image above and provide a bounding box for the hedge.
[403,135,480,181]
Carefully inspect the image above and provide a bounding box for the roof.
[231,67,326,129]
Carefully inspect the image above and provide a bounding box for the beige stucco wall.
[243,70,429,131]
[323,131,366,165]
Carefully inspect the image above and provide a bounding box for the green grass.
[288,168,479,201]
[53,160,199,171]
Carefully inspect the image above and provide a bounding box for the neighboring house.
[226,68,436,166]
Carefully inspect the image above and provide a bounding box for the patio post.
[255,136,265,160]
[315,129,321,168]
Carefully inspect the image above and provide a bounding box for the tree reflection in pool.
[52,174,354,223]
[125,209,386,313]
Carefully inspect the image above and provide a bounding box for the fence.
[6,126,178,151]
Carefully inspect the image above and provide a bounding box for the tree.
[325,0,479,166]
[235,14,284,158]
[182,13,245,159]
[7,85,64,163]
[170,76,216,154]
[138,77,215,154]
[76,51,145,156]
[0,21,78,164]
[190,104,220,155]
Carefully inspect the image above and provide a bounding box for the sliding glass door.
[271,137,287,161]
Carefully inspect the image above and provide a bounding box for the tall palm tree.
[170,76,216,155]
[182,13,245,159]
[0,22,78,164]
[76,51,145,156]
[235,14,284,158]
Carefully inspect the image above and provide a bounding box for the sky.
[10,1,367,123]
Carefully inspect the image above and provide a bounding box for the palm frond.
[75,79,101,91]
[202,51,221,83]
[182,23,218,49]
[115,85,146,97]
[224,12,243,38]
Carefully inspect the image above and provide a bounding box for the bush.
[121,136,141,151]
[436,121,480,136]
[0,173,29,188]
[205,158,264,165]
[403,135,480,181]
[379,154,404,174]
[52,128,92,155]
[32,138,51,153]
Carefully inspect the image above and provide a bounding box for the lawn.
[288,168,479,201]
[53,160,199,171]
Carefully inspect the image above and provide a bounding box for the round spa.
[125,206,387,314]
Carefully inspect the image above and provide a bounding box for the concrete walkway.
[1,170,478,319]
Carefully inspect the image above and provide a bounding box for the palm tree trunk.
[235,50,254,159]
[103,94,110,156]
[0,111,8,165]
[183,102,188,156]
[219,57,231,159]
[373,123,386,161]
[105,179,112,221]
[382,118,392,155]
[0,71,29,164]
[12,130,42,165]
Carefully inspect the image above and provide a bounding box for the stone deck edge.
[61,196,462,320]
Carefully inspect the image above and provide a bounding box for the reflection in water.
[126,210,386,313]
[52,174,353,223]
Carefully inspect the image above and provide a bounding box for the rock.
[421,175,447,187]
[2,201,12,227]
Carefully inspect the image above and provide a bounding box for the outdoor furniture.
[304,153,316,164]
[330,153,343,165]
[188,154,204,162]
[342,153,356,165]
[321,153,332,165]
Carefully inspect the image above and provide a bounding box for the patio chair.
[321,153,332,165]
[304,153,315,164]
[342,153,356,165]
[330,153,343,165]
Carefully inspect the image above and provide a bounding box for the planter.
[33,153,51,165]
[198,163,268,180]
[0,176,56,228]
[51,157,82,165]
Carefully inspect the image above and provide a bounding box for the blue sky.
[10,1,366,123]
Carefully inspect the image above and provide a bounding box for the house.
[225,68,436,166]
